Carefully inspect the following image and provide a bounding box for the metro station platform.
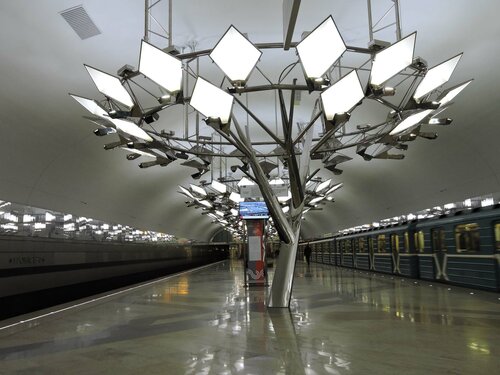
[1,260,499,374]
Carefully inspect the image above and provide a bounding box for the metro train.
[0,236,228,319]
[299,205,500,292]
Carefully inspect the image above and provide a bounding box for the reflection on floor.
[1,260,499,374]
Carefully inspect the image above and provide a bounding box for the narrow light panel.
[70,94,109,118]
[321,70,364,121]
[139,40,182,93]
[325,182,343,195]
[119,147,155,158]
[315,179,331,193]
[296,16,346,79]
[229,192,243,203]
[413,53,462,101]
[179,186,195,199]
[370,32,416,87]
[211,180,227,193]
[210,26,262,83]
[110,119,153,142]
[84,65,134,108]
[198,200,212,208]
[189,77,234,124]
[389,109,433,135]
[437,79,473,107]
[238,177,255,186]
[190,184,207,197]
[309,196,324,205]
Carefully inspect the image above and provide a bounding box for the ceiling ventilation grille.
[60,5,101,40]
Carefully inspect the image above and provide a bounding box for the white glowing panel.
[111,119,153,142]
[190,77,233,124]
[325,182,343,195]
[139,40,182,93]
[437,79,473,107]
[309,196,324,205]
[229,192,243,203]
[413,54,462,101]
[211,180,227,193]
[85,65,134,108]
[370,33,416,87]
[389,109,433,135]
[321,70,364,121]
[296,16,346,79]
[210,26,261,82]
[70,94,109,118]
[197,200,212,208]
[190,184,207,197]
[315,179,331,193]
[238,177,255,186]
[120,147,155,158]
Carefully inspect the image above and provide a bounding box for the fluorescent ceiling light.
[229,192,243,203]
[45,212,56,222]
[209,26,261,83]
[189,77,233,124]
[437,79,473,107]
[211,180,227,193]
[139,40,183,93]
[84,65,134,109]
[179,186,195,199]
[215,210,225,217]
[321,70,364,121]
[413,54,462,101]
[296,16,346,79]
[282,206,290,213]
[231,208,238,216]
[309,196,324,205]
[119,147,155,158]
[197,200,212,208]
[110,119,153,142]
[370,32,416,87]
[269,178,285,185]
[389,109,433,135]
[70,94,109,118]
[238,177,255,186]
[190,184,207,197]
[315,179,331,193]
[325,182,343,195]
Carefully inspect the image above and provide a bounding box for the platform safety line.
[0,260,225,332]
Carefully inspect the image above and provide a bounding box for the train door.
[431,227,447,280]
[391,234,400,274]
[369,236,375,270]
[495,222,500,290]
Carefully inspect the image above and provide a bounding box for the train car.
[0,235,228,318]
[303,204,500,292]
[414,206,499,291]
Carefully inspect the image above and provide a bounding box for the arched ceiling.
[0,0,499,241]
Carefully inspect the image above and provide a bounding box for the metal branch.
[233,97,285,147]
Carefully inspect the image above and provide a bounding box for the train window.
[404,232,409,253]
[391,234,400,253]
[359,237,366,253]
[415,231,425,252]
[345,240,352,253]
[455,223,480,253]
[496,223,500,252]
[431,228,446,251]
[377,235,386,253]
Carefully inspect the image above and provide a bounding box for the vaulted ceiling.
[0,0,499,241]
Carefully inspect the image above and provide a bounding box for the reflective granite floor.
[1,260,500,374]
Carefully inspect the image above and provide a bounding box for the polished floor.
[1,260,499,374]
